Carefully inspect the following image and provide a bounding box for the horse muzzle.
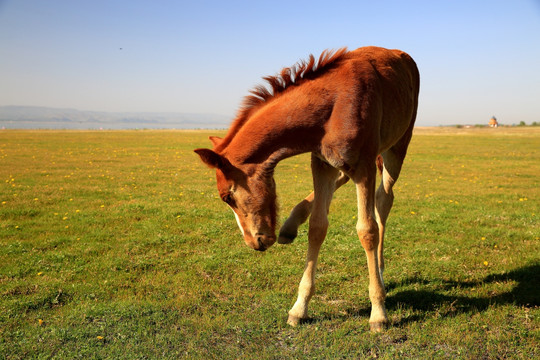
[245,233,276,251]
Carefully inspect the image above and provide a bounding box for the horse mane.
[215,48,349,152]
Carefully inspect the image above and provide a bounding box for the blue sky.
[0,0,539,126]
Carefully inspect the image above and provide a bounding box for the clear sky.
[1,0,539,126]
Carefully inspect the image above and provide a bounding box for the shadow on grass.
[316,262,539,326]
[384,262,540,326]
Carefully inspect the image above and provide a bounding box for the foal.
[195,46,419,331]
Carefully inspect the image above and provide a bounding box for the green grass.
[0,127,538,359]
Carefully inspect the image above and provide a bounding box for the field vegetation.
[1,127,538,358]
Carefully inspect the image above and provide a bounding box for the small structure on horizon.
[489,116,498,128]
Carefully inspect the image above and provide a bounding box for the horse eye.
[222,193,233,204]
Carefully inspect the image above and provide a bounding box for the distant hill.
[0,106,231,129]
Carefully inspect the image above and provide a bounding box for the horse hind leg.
[374,152,398,287]
[278,172,349,244]
[375,136,411,287]
[352,159,389,332]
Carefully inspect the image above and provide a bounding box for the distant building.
[489,116,498,128]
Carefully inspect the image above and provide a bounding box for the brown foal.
[195,46,420,331]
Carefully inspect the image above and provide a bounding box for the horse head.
[194,147,277,251]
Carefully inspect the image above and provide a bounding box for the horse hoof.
[369,321,387,332]
[287,314,301,326]
[277,232,296,244]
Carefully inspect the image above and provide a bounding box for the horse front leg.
[287,156,339,325]
[278,192,314,244]
[279,172,348,244]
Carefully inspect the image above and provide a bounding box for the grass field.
[1,127,538,359]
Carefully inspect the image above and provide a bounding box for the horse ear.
[194,148,223,169]
[208,136,223,147]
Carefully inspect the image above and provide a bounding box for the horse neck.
[221,101,326,170]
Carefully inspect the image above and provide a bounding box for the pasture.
[0,127,538,359]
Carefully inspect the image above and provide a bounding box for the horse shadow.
[318,262,539,326]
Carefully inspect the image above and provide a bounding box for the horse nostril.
[256,235,266,251]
